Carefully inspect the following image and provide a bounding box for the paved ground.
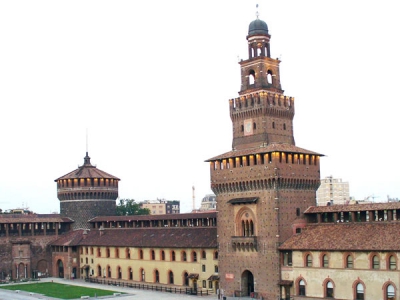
[0,277,227,300]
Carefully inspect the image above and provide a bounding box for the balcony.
[231,236,257,252]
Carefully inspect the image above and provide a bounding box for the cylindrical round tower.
[55,152,120,229]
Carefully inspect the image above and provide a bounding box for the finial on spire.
[84,128,91,165]
[256,4,259,19]
[86,128,89,154]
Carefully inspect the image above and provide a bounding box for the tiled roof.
[205,143,323,161]
[78,227,217,248]
[305,202,400,214]
[89,211,217,223]
[279,222,400,251]
[55,153,120,181]
[0,214,73,224]
[52,229,85,246]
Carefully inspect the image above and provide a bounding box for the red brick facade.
[207,17,322,299]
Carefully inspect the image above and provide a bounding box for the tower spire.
[84,129,91,165]
[256,4,259,19]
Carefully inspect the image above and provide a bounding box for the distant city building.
[6,208,33,214]
[140,199,180,215]
[317,176,350,206]
[199,194,216,211]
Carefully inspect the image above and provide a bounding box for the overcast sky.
[0,1,399,213]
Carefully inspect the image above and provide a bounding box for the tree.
[116,199,150,216]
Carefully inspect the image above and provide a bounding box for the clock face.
[244,119,253,136]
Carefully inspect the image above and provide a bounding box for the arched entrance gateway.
[57,260,64,278]
[241,270,254,296]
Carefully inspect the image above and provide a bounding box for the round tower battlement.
[55,152,120,229]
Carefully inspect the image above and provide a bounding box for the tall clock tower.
[207,15,322,299]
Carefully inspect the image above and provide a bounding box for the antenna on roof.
[192,185,195,212]
[256,4,259,19]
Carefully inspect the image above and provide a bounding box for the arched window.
[182,251,187,261]
[169,271,174,284]
[107,266,111,278]
[141,269,145,282]
[326,281,334,298]
[387,284,395,300]
[356,283,364,300]
[372,255,380,269]
[346,254,353,268]
[115,248,119,258]
[155,269,159,283]
[389,255,397,270]
[299,279,306,296]
[126,248,130,259]
[129,267,133,280]
[305,254,312,267]
[249,70,255,85]
[214,251,218,259]
[151,250,155,260]
[139,249,143,260]
[97,265,102,277]
[237,209,255,237]
[161,250,165,261]
[322,254,329,268]
[192,251,197,262]
[117,266,121,279]
[106,248,110,258]
[171,251,176,261]
[267,70,273,84]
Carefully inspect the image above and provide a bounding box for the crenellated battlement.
[229,91,294,120]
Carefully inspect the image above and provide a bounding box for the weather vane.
[256,4,259,19]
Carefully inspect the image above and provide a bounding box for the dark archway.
[184,272,189,286]
[18,263,25,279]
[241,270,254,296]
[57,260,64,278]
[36,260,48,276]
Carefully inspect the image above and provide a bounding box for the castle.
[0,10,399,300]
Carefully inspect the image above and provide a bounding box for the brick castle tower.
[55,152,120,229]
[206,15,322,299]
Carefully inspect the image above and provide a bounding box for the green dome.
[248,19,269,36]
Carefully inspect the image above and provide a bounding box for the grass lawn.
[0,282,122,299]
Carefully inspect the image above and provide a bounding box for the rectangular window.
[283,251,292,266]
[209,281,213,289]
[202,265,206,272]
[202,280,206,288]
